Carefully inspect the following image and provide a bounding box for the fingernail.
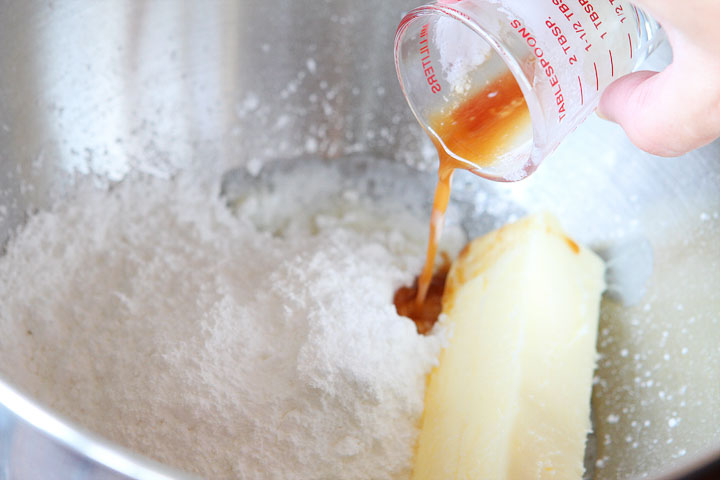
[595,108,610,121]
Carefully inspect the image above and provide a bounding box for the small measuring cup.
[395,0,663,181]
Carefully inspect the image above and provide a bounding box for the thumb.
[598,37,720,157]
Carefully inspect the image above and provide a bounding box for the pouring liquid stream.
[394,71,531,333]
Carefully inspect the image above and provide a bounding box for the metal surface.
[0,1,717,479]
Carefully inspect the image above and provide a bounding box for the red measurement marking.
[443,5,472,22]
[628,33,633,59]
[579,76,584,105]
[419,24,441,94]
[594,62,599,90]
[609,50,614,77]
[633,6,640,25]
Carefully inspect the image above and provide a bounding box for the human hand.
[597,0,720,156]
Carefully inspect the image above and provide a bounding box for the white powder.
[0,168,450,479]
[435,17,492,95]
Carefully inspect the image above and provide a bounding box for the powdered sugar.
[0,163,453,479]
[435,16,492,95]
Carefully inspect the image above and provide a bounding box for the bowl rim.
[0,376,196,480]
[2,372,719,480]
[651,449,720,480]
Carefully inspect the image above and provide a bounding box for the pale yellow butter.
[413,213,606,480]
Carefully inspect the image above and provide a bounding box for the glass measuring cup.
[395,0,663,181]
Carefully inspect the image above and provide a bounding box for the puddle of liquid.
[394,253,451,335]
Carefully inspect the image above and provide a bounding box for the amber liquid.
[394,71,531,333]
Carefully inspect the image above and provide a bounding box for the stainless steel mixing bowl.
[0,1,717,479]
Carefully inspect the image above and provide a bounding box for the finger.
[598,37,720,157]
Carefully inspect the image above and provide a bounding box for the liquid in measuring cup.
[393,0,662,324]
[429,70,531,170]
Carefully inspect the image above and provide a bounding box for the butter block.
[412,213,606,480]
